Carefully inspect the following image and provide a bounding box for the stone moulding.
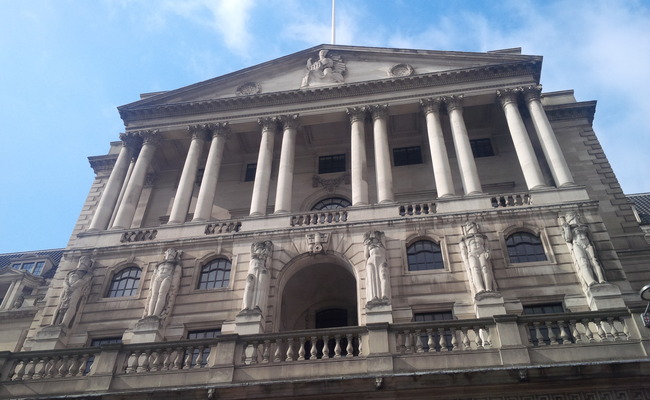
[545,101,597,125]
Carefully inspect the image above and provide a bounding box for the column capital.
[188,124,210,140]
[420,98,443,116]
[279,114,301,130]
[370,104,389,121]
[118,132,142,150]
[208,122,232,140]
[496,88,522,108]
[258,117,279,133]
[137,130,161,146]
[346,106,368,123]
[522,84,543,103]
[443,95,464,112]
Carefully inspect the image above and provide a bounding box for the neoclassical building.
[2,45,650,399]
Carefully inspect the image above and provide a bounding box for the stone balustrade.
[204,221,241,235]
[398,202,437,217]
[7,347,100,381]
[491,192,532,208]
[289,210,348,227]
[122,340,217,373]
[392,318,493,353]
[120,229,158,243]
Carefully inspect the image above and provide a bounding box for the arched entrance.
[278,254,358,332]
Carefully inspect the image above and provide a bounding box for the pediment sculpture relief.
[301,50,346,88]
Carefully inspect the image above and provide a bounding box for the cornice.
[118,60,541,124]
[88,154,118,175]
[545,101,597,125]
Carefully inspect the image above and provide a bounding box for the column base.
[529,184,548,191]
[466,191,483,196]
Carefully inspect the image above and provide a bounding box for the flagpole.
[331,0,336,45]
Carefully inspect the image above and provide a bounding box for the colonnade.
[88,85,574,231]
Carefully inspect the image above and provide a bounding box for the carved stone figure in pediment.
[52,256,94,327]
[143,248,182,319]
[301,50,346,88]
[559,211,606,286]
[241,240,273,313]
[459,222,497,296]
[364,231,391,307]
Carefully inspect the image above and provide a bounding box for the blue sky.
[1,0,649,253]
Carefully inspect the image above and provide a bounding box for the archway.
[278,255,358,332]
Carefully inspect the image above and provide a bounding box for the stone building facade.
[2,45,650,399]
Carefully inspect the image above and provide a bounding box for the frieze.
[235,82,261,96]
[312,173,350,192]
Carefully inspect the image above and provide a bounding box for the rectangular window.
[187,329,221,367]
[413,311,454,352]
[318,154,346,174]
[11,261,46,276]
[244,163,256,182]
[393,146,423,166]
[470,138,494,158]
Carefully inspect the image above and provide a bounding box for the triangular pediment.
[120,45,540,110]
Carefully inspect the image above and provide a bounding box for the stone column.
[88,133,139,231]
[523,85,575,187]
[497,88,547,190]
[112,130,160,230]
[168,125,206,224]
[420,98,455,198]
[274,115,300,214]
[370,105,394,203]
[193,123,231,222]
[249,117,278,216]
[347,107,369,206]
[445,95,482,195]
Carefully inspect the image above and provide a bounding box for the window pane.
[506,232,547,263]
[107,267,141,297]
[318,154,346,174]
[470,138,494,158]
[393,146,423,166]
[311,197,351,211]
[197,259,232,289]
[244,163,256,182]
[407,240,443,271]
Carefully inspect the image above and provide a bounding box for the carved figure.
[52,256,94,327]
[241,241,273,312]
[364,231,390,306]
[143,248,182,318]
[459,222,497,295]
[559,212,606,286]
[301,50,346,88]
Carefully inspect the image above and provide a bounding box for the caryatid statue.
[52,256,94,327]
[143,248,182,319]
[559,211,606,286]
[459,222,497,296]
[364,231,391,306]
[241,240,273,313]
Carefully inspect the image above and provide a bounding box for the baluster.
[507,196,514,206]
[533,322,544,346]
[594,318,607,341]
[183,347,193,369]
[310,336,318,360]
[33,358,46,380]
[162,348,173,371]
[195,346,206,368]
[404,330,412,353]
[619,316,630,340]
[473,326,483,349]
[138,350,151,373]
[607,317,621,341]
[407,205,413,215]
[262,340,271,363]
[298,337,306,361]
[582,319,595,342]
[79,354,90,376]
[426,329,435,353]
[557,321,570,344]
[241,342,249,364]
[149,351,161,372]
[250,342,259,365]
[11,360,25,381]
[286,338,295,361]
[66,356,79,377]
[346,334,354,357]
[525,323,534,345]
[450,328,459,351]
[334,335,342,358]
[57,356,70,378]
[460,327,471,350]
[399,206,405,216]
[438,328,448,352]
[274,339,283,362]
[45,357,58,378]
[358,333,363,357]
[173,347,184,370]
[569,320,582,343]
[341,211,348,222]
[415,330,424,353]
[22,358,36,380]
[544,321,558,345]
[322,335,330,359]
[482,327,492,348]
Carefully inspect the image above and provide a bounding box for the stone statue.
[459,222,497,296]
[559,212,606,286]
[300,50,346,88]
[143,248,182,319]
[364,231,391,306]
[241,240,273,312]
[52,256,94,327]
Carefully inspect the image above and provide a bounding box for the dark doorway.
[315,308,348,329]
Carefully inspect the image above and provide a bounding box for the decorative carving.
[279,114,300,130]
[306,232,330,254]
[301,50,346,88]
[52,256,94,328]
[559,211,607,286]
[257,117,279,132]
[420,98,443,115]
[523,84,543,103]
[389,63,414,77]
[364,231,391,307]
[143,248,182,320]
[459,221,498,296]
[208,122,232,139]
[346,106,368,123]
[443,94,464,112]
[138,129,161,146]
[204,221,241,234]
[119,132,143,150]
[120,229,158,243]
[241,241,273,313]
[235,82,261,96]
[188,124,209,140]
[312,173,350,192]
[496,87,522,107]
[370,104,389,121]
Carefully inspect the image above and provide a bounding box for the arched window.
[106,267,141,298]
[311,197,351,211]
[506,232,547,263]
[407,240,444,271]
[197,258,231,289]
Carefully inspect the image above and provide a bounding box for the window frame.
[392,146,423,167]
[469,138,495,158]
[505,231,548,264]
[310,197,351,211]
[499,226,556,268]
[244,163,257,182]
[11,260,47,276]
[406,240,444,271]
[403,235,449,274]
[318,154,346,174]
[196,257,232,290]
[105,266,142,298]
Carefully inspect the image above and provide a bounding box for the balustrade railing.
[398,202,436,217]
[120,340,217,374]
[7,349,99,381]
[491,193,532,208]
[120,229,158,243]
[205,221,241,235]
[290,210,348,227]
[393,318,493,354]
[239,326,365,364]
